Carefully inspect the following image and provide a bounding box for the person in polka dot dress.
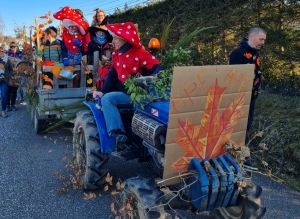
[93,22,162,144]
[53,6,90,87]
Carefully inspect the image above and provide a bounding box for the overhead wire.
[69,0,101,7]
[70,0,112,9]
[74,0,149,16]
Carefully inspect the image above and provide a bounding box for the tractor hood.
[135,99,170,125]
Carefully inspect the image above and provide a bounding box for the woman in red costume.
[93,22,162,144]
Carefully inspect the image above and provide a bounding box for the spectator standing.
[6,42,23,111]
[0,47,13,117]
[229,26,266,170]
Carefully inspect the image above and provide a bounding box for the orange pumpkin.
[148,38,160,49]
[52,64,74,79]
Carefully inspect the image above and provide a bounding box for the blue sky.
[0,0,149,37]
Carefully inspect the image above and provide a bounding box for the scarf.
[94,33,107,45]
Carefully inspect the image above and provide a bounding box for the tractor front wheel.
[211,179,266,219]
[119,177,171,219]
[73,110,109,190]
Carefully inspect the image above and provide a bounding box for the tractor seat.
[117,103,134,113]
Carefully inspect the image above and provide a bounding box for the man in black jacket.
[229,27,266,170]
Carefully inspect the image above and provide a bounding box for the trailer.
[29,53,100,133]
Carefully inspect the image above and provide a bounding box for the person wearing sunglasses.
[0,47,13,117]
[6,42,23,111]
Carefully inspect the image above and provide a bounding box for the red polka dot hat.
[106,22,142,48]
[53,6,89,35]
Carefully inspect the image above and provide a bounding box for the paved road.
[0,105,299,219]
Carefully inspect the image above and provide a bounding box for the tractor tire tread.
[73,110,109,190]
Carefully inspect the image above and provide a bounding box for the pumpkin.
[148,38,160,49]
[52,64,74,79]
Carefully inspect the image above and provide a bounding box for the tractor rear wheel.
[120,177,171,219]
[211,179,266,219]
[73,110,109,190]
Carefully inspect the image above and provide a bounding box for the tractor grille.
[132,113,165,147]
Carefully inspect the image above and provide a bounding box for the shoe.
[11,106,17,111]
[2,111,8,118]
[242,158,258,171]
[6,105,11,112]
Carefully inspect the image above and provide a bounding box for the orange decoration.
[148,38,160,49]
[254,78,260,86]
[52,64,74,79]
[22,43,31,49]
[171,80,245,172]
[244,53,252,59]
[256,57,261,66]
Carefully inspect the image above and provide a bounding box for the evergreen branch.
[160,17,176,52]
[42,105,88,133]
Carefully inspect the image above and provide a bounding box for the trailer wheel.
[73,110,109,190]
[34,109,46,134]
[120,177,171,219]
[211,180,266,219]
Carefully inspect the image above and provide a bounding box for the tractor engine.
[132,113,167,174]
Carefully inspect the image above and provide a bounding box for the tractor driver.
[93,22,162,145]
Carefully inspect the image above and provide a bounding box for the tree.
[124,3,129,11]
[0,14,6,44]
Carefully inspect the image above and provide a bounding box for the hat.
[106,22,142,48]
[53,6,89,35]
[88,17,113,42]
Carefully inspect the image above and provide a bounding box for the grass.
[248,90,300,192]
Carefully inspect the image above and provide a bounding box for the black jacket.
[229,38,262,99]
[87,40,110,64]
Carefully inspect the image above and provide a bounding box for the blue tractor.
[72,77,266,219]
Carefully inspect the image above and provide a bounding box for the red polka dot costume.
[106,22,160,82]
[53,6,90,54]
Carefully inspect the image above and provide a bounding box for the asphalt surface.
[0,104,300,219]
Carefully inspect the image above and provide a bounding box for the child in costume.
[87,16,113,64]
[53,6,90,87]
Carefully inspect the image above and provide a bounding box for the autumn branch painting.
[172,79,245,172]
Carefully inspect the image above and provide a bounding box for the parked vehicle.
[72,75,266,219]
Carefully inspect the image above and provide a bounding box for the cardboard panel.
[163,64,254,185]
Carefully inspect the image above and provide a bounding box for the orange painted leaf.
[207,93,245,159]
[172,79,246,172]
[199,79,226,157]
[171,119,203,172]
